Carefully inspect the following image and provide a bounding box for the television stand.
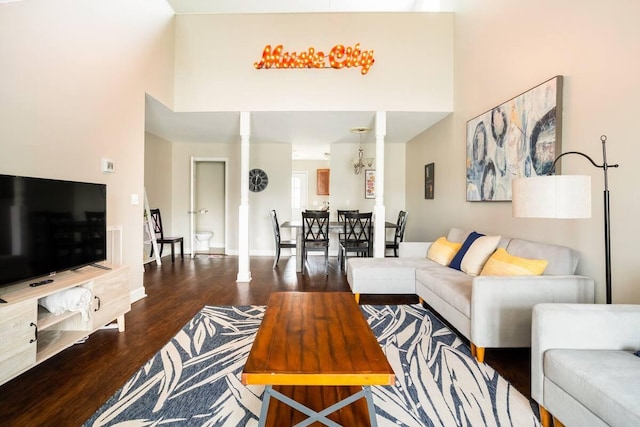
[29,278,55,287]
[0,263,130,386]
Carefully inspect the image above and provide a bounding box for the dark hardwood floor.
[0,255,531,426]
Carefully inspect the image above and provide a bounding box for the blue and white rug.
[84,304,540,426]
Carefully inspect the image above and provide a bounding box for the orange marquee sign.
[253,43,375,75]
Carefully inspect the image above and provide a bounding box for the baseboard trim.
[130,287,147,304]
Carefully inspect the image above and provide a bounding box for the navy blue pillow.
[634,350,640,358]
[449,231,484,271]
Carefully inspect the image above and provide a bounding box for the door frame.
[291,170,309,222]
[190,157,229,258]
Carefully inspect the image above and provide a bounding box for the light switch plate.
[102,158,115,173]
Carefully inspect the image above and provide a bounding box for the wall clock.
[249,168,269,192]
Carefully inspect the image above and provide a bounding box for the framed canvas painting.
[364,169,375,199]
[466,75,563,201]
[425,163,434,199]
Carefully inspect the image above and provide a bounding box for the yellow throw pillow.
[480,248,548,276]
[427,237,462,266]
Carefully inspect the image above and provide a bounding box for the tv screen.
[0,174,107,288]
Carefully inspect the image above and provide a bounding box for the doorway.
[291,171,308,221]
[190,157,228,258]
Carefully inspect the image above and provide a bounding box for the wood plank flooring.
[0,255,531,426]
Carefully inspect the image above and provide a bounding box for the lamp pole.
[549,135,618,303]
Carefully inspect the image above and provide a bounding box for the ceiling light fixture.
[351,127,373,175]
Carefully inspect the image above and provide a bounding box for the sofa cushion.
[545,349,640,427]
[427,237,462,266]
[460,235,501,276]
[347,257,431,294]
[480,248,548,276]
[447,227,471,243]
[416,265,474,317]
[506,238,579,275]
[449,231,484,271]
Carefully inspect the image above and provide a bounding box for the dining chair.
[339,211,373,270]
[336,209,359,246]
[301,210,330,276]
[386,210,408,257]
[149,208,184,263]
[337,209,359,221]
[269,209,296,269]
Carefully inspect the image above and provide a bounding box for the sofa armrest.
[531,303,640,405]
[470,275,595,349]
[399,242,432,258]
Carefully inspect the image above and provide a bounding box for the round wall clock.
[249,168,269,192]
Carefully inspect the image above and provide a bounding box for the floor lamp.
[512,135,619,304]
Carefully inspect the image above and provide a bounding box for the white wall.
[248,143,292,256]
[0,1,175,299]
[146,133,408,258]
[330,142,406,220]
[144,132,173,222]
[149,12,432,261]
[161,139,292,256]
[173,13,454,112]
[407,0,640,303]
[292,159,331,212]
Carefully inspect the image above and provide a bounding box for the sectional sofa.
[347,227,595,362]
[532,303,640,427]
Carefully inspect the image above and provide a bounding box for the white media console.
[0,263,130,386]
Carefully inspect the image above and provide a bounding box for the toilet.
[194,231,213,252]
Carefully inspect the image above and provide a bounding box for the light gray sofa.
[347,227,595,362]
[532,303,640,427]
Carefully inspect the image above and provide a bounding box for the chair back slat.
[149,208,164,239]
[302,211,330,243]
[337,209,358,242]
[269,209,281,244]
[343,212,372,245]
[395,210,408,243]
[337,209,359,222]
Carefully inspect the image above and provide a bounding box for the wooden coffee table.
[242,292,394,427]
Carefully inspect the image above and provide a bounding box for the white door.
[291,171,308,222]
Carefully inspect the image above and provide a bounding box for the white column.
[373,111,386,258]
[237,112,252,283]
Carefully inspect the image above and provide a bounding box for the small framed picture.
[364,169,375,199]
[425,163,434,199]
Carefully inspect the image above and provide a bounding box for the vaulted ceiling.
[145,0,454,159]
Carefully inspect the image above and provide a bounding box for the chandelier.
[351,127,373,175]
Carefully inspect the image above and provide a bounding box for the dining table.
[280,219,398,272]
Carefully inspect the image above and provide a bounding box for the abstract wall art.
[466,76,563,201]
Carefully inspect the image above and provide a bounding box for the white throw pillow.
[460,235,501,276]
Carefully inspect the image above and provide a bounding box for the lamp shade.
[512,175,591,219]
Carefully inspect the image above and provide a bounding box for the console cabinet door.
[90,266,130,330]
[0,299,37,384]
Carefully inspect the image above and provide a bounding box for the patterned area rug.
[84,304,540,426]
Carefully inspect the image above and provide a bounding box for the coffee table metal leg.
[363,386,378,427]
[258,385,273,427]
[257,385,378,427]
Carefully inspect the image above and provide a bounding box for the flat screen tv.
[0,174,107,288]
